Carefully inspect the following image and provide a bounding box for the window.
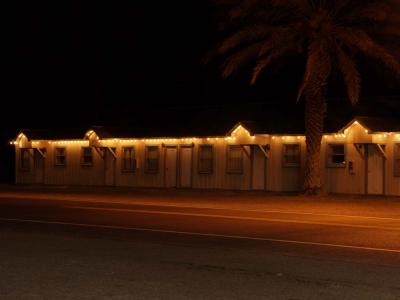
[282,144,300,167]
[145,146,159,173]
[226,145,243,174]
[55,147,66,166]
[20,148,30,170]
[122,147,136,172]
[198,145,213,174]
[81,147,93,166]
[327,144,346,167]
[394,144,400,177]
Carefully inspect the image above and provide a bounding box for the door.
[104,148,116,186]
[165,147,177,188]
[34,149,45,184]
[252,146,266,190]
[179,147,192,188]
[367,145,384,195]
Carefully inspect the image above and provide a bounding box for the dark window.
[327,144,346,167]
[20,148,30,170]
[226,145,243,174]
[283,144,300,167]
[81,147,93,166]
[145,146,159,173]
[198,145,213,174]
[122,147,136,172]
[55,148,66,166]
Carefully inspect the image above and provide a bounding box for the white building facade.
[12,117,400,195]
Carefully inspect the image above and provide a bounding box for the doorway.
[252,146,266,190]
[179,146,192,188]
[104,148,116,186]
[165,147,177,188]
[367,145,385,195]
[34,148,46,184]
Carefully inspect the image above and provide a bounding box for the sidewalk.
[1,184,400,218]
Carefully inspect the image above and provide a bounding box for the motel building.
[10,116,400,195]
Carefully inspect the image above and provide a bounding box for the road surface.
[1,188,400,299]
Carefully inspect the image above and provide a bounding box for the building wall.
[115,143,164,188]
[321,123,367,194]
[378,135,400,196]
[266,137,305,192]
[13,122,400,195]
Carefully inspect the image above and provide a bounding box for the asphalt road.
[1,189,400,299]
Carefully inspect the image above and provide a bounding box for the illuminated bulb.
[365,130,368,133]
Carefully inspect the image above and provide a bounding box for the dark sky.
[1,0,399,128]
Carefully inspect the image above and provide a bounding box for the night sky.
[0,0,399,181]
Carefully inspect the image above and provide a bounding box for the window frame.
[326,143,346,168]
[226,145,244,174]
[121,146,136,172]
[54,147,67,167]
[80,147,93,167]
[282,143,301,168]
[19,148,31,171]
[198,144,214,174]
[145,146,159,173]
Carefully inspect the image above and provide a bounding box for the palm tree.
[211,0,400,194]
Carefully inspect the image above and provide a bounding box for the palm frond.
[250,46,291,85]
[211,0,399,104]
[257,26,299,57]
[336,48,360,105]
[220,42,263,78]
[217,24,275,55]
[341,2,392,24]
[336,27,400,78]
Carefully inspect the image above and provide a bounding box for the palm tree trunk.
[303,86,326,195]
